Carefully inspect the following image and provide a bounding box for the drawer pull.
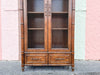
[55,58,65,60]
[31,58,40,60]
[66,55,69,56]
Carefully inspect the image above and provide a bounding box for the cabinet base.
[21,66,24,72]
[22,68,24,72]
[21,65,74,71]
[71,65,74,71]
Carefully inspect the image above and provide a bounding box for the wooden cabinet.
[20,0,75,71]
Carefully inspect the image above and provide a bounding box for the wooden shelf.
[28,12,44,14]
[28,12,68,14]
[52,28,68,30]
[52,12,68,14]
[28,48,44,50]
[28,28,68,30]
[52,48,68,50]
[28,28,44,30]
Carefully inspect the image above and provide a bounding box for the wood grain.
[49,53,71,64]
[25,53,47,64]
[21,0,75,71]
[71,0,75,71]
[20,0,24,71]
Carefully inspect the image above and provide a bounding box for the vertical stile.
[68,0,72,51]
[44,0,48,64]
[48,0,52,64]
[24,0,28,52]
[44,0,48,52]
[71,0,75,71]
[48,0,52,51]
[20,0,25,71]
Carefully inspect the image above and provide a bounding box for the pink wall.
[0,0,100,60]
[86,0,100,60]
[1,0,19,60]
[0,0,2,60]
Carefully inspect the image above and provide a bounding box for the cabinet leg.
[65,66,69,69]
[22,65,24,72]
[71,65,74,71]
[22,68,24,72]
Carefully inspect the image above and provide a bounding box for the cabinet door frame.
[48,0,72,52]
[24,0,48,52]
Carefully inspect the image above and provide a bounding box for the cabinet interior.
[27,0,44,12]
[28,30,44,48]
[52,30,68,48]
[52,0,69,12]
[27,0,69,49]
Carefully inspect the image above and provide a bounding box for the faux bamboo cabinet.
[20,0,75,71]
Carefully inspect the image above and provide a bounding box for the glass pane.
[28,14,44,28]
[27,0,44,49]
[52,14,68,28]
[28,30,44,48]
[51,0,68,48]
[52,30,68,48]
[27,0,44,12]
[52,0,68,12]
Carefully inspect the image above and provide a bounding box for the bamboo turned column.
[71,0,75,71]
[20,0,25,71]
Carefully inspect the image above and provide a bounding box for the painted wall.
[75,0,86,59]
[1,0,19,60]
[0,0,86,60]
[0,0,2,60]
[86,0,100,60]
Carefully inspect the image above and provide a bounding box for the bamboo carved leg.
[71,0,75,71]
[20,0,25,72]
[71,53,74,71]
[21,54,24,71]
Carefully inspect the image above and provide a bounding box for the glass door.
[24,0,48,52]
[48,0,72,52]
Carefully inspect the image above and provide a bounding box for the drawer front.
[25,54,47,64]
[49,54,71,64]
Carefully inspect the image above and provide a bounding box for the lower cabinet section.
[25,53,48,65]
[25,53,71,65]
[49,53,71,65]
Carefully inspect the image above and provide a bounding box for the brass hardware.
[31,58,41,60]
[66,55,69,56]
[55,58,65,60]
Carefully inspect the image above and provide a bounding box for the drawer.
[25,53,47,64]
[49,54,71,64]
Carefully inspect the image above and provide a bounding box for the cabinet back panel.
[52,30,68,48]
[27,0,44,12]
[28,30,44,48]
[52,0,68,12]
[52,14,68,28]
[28,14,44,28]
